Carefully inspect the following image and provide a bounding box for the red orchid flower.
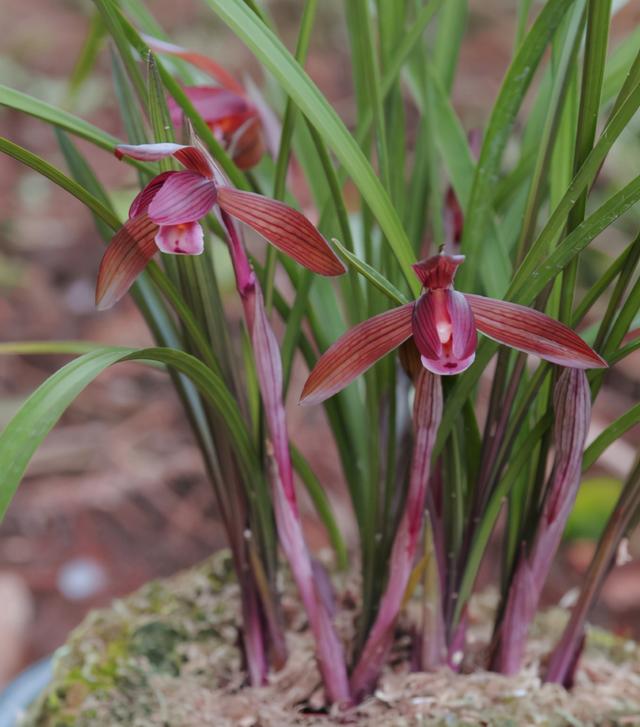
[143,35,276,170]
[167,87,264,170]
[95,141,344,309]
[300,253,607,405]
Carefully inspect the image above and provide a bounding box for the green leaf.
[0,137,120,229]
[202,0,419,295]
[331,238,408,306]
[458,0,575,291]
[0,347,258,522]
[0,86,121,152]
[583,404,640,471]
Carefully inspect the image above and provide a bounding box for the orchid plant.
[1,0,640,710]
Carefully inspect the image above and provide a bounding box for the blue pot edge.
[0,659,53,727]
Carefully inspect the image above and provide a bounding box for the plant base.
[23,552,640,726]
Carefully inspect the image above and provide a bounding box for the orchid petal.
[217,187,346,276]
[167,86,254,128]
[155,221,204,255]
[226,115,265,170]
[147,171,217,225]
[95,214,157,310]
[142,34,245,94]
[464,294,608,369]
[115,143,213,178]
[128,171,174,218]
[300,303,415,406]
[413,290,477,375]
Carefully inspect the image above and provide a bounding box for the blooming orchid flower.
[143,35,277,170]
[95,141,344,309]
[167,87,264,170]
[300,253,607,405]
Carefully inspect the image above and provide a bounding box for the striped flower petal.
[95,214,157,310]
[217,187,345,276]
[115,143,213,178]
[128,171,174,218]
[464,294,608,369]
[300,303,415,406]
[413,290,477,375]
[155,221,204,255]
[147,171,218,225]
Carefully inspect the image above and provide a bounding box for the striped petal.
[155,221,204,255]
[217,187,345,276]
[413,290,477,375]
[464,294,608,369]
[300,303,415,406]
[147,171,217,225]
[128,171,174,217]
[95,214,157,310]
[115,143,213,178]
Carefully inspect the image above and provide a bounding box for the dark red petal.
[128,171,174,218]
[226,116,265,170]
[95,214,157,309]
[413,290,477,375]
[217,187,345,276]
[300,303,415,405]
[412,254,465,289]
[465,294,608,369]
[147,172,218,225]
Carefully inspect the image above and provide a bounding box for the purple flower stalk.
[350,370,442,700]
[221,211,351,704]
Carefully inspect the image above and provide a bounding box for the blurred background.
[1,0,639,689]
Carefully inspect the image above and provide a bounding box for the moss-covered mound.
[23,553,640,727]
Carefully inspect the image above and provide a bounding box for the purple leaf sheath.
[350,370,443,700]
[492,368,591,674]
[221,210,351,705]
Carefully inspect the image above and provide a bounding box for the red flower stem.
[350,371,442,700]
[221,210,351,704]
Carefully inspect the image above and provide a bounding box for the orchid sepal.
[464,294,608,370]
